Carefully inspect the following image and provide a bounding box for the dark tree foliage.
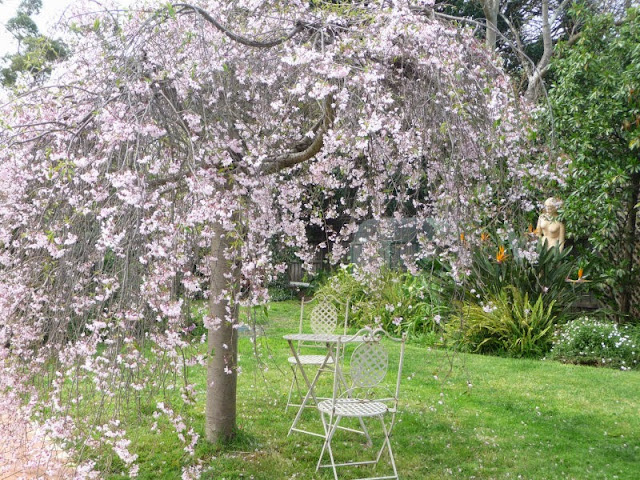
[550,6,640,322]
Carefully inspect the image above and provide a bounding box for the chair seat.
[317,398,388,417]
[288,355,334,366]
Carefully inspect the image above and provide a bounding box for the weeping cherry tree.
[0,0,553,475]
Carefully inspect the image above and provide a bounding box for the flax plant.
[449,287,557,357]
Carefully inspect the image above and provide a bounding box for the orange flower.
[460,232,465,243]
[496,245,508,263]
[528,224,541,237]
[566,267,590,283]
[480,232,489,242]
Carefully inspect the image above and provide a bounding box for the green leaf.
[166,2,176,18]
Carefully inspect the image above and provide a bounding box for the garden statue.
[537,197,565,251]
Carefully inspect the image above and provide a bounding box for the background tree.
[550,5,640,322]
[1,0,67,87]
[434,0,599,101]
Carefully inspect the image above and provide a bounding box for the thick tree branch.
[172,3,307,48]
[147,169,192,188]
[525,0,572,103]
[261,96,335,175]
[482,0,500,51]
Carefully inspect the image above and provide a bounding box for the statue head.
[543,197,562,215]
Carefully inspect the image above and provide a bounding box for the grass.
[103,300,640,479]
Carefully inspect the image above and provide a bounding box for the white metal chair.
[285,295,349,412]
[316,327,407,480]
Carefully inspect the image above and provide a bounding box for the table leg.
[287,339,332,437]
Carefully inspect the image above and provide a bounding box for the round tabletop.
[283,333,364,343]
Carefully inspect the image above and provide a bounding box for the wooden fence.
[286,251,327,283]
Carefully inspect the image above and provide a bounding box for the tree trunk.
[483,0,499,51]
[205,221,238,443]
[524,0,565,104]
[619,171,640,322]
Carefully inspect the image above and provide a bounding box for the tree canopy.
[550,5,640,320]
[1,0,68,87]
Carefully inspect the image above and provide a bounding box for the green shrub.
[268,285,297,302]
[549,317,640,370]
[467,234,584,320]
[267,274,297,301]
[314,265,369,307]
[315,266,448,335]
[448,287,556,358]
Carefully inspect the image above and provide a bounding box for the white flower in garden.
[482,302,496,313]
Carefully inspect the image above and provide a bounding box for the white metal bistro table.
[283,333,365,438]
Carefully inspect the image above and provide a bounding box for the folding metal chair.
[285,295,349,413]
[316,327,407,480]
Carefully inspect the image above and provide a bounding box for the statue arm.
[559,222,566,251]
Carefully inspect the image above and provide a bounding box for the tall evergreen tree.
[1,0,67,87]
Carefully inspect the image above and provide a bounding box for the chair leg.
[378,415,398,479]
[285,364,297,413]
[326,417,341,480]
[326,416,342,480]
[288,365,324,436]
[317,413,397,480]
[316,411,329,472]
[285,363,306,413]
[358,416,372,447]
[316,414,342,480]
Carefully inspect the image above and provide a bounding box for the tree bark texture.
[619,171,640,321]
[525,2,549,102]
[483,0,499,51]
[206,221,238,443]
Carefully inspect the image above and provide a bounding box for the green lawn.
[115,300,640,479]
